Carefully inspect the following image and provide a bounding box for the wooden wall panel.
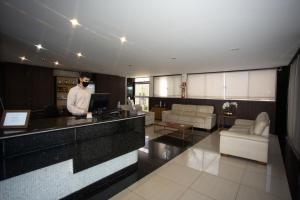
[95,74,125,109]
[2,62,54,110]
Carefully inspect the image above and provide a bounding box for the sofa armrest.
[162,110,171,122]
[220,130,269,143]
[234,119,254,126]
[209,113,217,127]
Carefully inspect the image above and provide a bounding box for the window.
[225,71,248,99]
[248,69,276,100]
[135,84,149,97]
[206,73,225,99]
[187,69,276,101]
[187,73,225,99]
[134,78,150,111]
[154,75,181,97]
[187,74,205,98]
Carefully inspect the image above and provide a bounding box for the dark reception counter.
[0,113,145,200]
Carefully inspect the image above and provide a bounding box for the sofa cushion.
[255,112,269,122]
[253,120,268,135]
[195,113,212,118]
[249,125,255,134]
[220,130,269,143]
[177,115,195,123]
[229,127,250,134]
[196,106,214,114]
[184,105,197,112]
[166,113,178,122]
[181,111,195,117]
[172,110,183,115]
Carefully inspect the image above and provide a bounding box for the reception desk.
[0,113,145,200]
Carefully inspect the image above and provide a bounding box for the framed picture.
[1,110,31,129]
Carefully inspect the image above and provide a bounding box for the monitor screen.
[88,93,109,114]
[1,110,31,128]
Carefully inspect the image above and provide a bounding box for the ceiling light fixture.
[54,61,59,66]
[70,18,81,27]
[35,44,46,51]
[76,52,83,58]
[19,56,28,61]
[120,36,127,44]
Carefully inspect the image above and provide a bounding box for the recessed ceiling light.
[54,61,59,66]
[70,18,81,27]
[19,56,28,61]
[76,52,83,58]
[120,36,127,44]
[35,44,46,51]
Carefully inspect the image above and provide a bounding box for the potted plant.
[222,102,238,115]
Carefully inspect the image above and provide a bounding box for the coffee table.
[154,121,194,140]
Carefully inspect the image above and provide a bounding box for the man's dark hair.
[79,72,91,79]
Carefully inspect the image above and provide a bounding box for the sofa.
[219,112,270,163]
[162,104,216,130]
[120,104,155,126]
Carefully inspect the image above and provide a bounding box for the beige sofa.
[219,112,270,163]
[162,104,216,130]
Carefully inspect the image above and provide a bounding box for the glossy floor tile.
[111,128,292,200]
[134,174,186,200]
[191,172,239,200]
[178,189,214,200]
[86,126,207,200]
[155,162,201,186]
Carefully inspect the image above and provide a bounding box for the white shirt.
[67,85,91,115]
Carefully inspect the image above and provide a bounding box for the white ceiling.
[0,0,300,77]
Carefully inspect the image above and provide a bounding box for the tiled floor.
[110,126,292,200]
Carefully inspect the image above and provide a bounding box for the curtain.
[187,69,276,100]
[153,75,181,97]
[287,54,300,154]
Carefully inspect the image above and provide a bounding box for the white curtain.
[153,75,181,97]
[287,54,300,154]
[225,71,248,99]
[187,74,206,98]
[248,69,276,100]
[187,69,276,100]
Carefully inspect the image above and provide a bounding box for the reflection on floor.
[110,126,292,200]
[86,126,208,200]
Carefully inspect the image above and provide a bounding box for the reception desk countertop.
[0,112,144,140]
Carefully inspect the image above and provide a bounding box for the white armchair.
[219,112,270,163]
[120,104,154,126]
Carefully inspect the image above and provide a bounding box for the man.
[67,72,92,116]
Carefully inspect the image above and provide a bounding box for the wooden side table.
[150,107,167,120]
[218,114,237,130]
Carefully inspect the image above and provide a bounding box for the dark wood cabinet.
[151,107,167,120]
[2,63,54,110]
[1,62,126,113]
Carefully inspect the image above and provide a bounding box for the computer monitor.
[88,93,109,115]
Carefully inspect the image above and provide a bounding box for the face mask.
[82,82,89,87]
